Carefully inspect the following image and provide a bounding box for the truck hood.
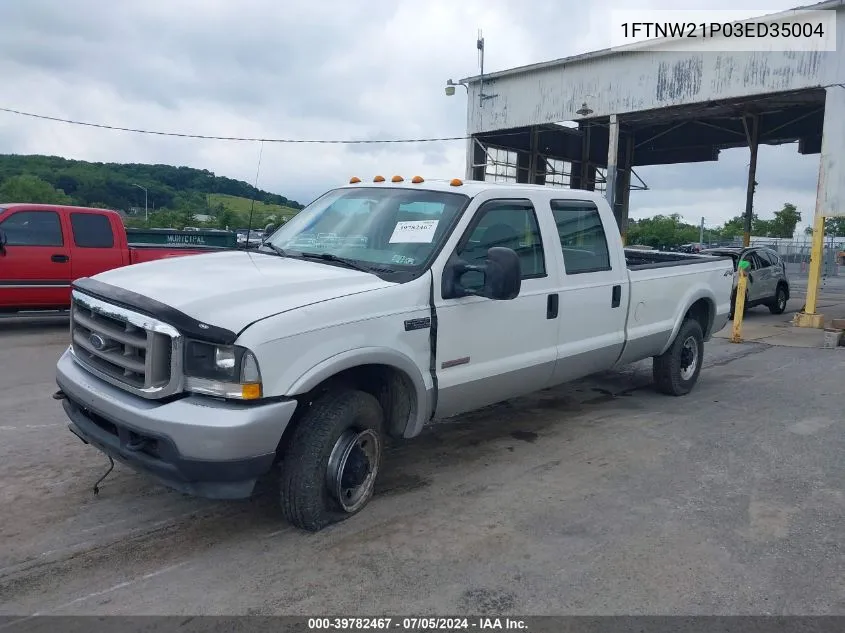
[88,250,396,333]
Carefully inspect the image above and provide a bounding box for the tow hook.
[52,390,67,400]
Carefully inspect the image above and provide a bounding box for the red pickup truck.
[0,203,226,313]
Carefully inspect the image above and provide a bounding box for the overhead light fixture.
[576,102,593,116]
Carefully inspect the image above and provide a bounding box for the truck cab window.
[0,210,63,246]
[456,199,546,286]
[70,212,115,248]
[551,200,611,274]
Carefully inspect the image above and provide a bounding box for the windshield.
[264,186,469,277]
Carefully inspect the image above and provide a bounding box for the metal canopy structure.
[453,0,845,326]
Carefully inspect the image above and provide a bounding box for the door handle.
[546,293,559,319]
[611,285,621,308]
[51,254,69,263]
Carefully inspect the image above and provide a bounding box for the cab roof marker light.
[411,176,424,183]
[391,175,404,182]
[373,175,385,182]
[349,176,361,184]
[450,178,463,186]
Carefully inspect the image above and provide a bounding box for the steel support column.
[795,85,845,328]
[464,136,474,180]
[527,126,543,184]
[574,124,595,191]
[606,114,620,212]
[742,114,759,247]
[615,134,633,243]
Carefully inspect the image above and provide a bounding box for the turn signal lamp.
[241,383,262,400]
[450,178,463,186]
[391,175,404,182]
[411,176,424,183]
[349,176,361,184]
[374,175,385,182]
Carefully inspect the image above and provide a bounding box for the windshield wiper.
[262,243,288,257]
[296,252,377,274]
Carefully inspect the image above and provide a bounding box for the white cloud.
[0,0,821,228]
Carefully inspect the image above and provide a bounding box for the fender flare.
[659,290,717,355]
[286,347,431,438]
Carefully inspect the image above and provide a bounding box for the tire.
[280,388,384,532]
[653,319,704,396]
[768,284,788,314]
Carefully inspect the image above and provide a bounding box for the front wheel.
[280,389,384,531]
[653,319,704,396]
[768,285,788,314]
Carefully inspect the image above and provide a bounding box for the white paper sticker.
[389,220,438,244]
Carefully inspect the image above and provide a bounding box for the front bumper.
[56,349,298,499]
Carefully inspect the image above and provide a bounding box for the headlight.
[183,341,262,400]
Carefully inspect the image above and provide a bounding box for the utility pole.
[699,217,705,248]
[132,184,148,223]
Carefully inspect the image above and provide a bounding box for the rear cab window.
[0,210,63,246]
[70,212,115,248]
[550,200,611,274]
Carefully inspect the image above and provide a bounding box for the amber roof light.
[450,178,463,186]
[349,176,361,184]
[373,175,385,182]
[391,175,404,182]
[411,176,424,183]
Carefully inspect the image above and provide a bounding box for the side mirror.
[442,246,521,300]
[0,228,6,254]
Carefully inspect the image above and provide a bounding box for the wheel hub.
[340,445,370,489]
[326,429,381,513]
[679,336,698,381]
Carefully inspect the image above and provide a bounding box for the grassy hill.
[207,193,300,226]
[0,154,303,229]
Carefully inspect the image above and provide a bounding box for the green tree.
[768,203,801,238]
[0,174,73,204]
[805,217,845,237]
[720,216,745,240]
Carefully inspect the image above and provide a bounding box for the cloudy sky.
[0,0,823,233]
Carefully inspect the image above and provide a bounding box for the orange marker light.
[373,175,385,182]
[241,383,262,400]
[391,175,404,182]
[450,178,463,186]
[411,176,424,183]
[349,176,361,184]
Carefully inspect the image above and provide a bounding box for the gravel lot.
[1,299,844,617]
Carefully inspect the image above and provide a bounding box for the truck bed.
[624,248,726,270]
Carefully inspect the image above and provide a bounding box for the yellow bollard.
[730,260,751,343]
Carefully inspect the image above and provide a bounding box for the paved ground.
[1,294,844,617]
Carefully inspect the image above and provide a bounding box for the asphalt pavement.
[1,300,844,616]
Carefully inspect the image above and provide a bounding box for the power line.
[0,105,476,144]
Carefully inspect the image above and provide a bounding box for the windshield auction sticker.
[389,220,439,244]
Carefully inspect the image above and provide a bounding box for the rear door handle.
[611,285,621,308]
[546,293,559,319]
[51,254,69,263]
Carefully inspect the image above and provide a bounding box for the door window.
[70,212,115,248]
[550,200,611,274]
[740,252,760,270]
[754,250,773,268]
[454,199,546,290]
[0,211,63,246]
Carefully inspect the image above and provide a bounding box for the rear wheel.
[280,389,384,532]
[653,319,704,396]
[768,285,788,314]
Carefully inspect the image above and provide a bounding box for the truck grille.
[70,290,183,399]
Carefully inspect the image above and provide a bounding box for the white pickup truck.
[56,178,734,531]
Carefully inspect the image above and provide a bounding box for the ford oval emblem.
[89,333,106,350]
